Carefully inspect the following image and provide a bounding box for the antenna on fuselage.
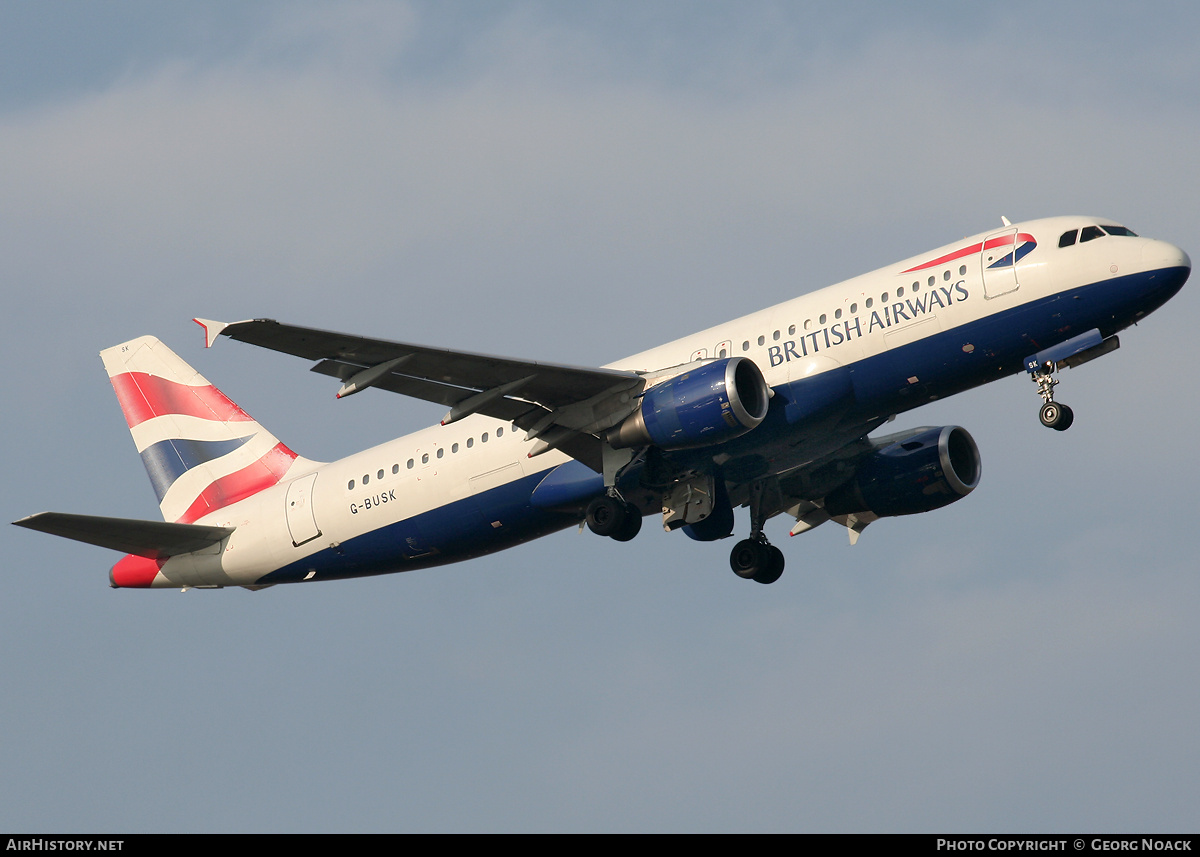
[1000,216,1012,227]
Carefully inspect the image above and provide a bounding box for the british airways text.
[768,281,969,366]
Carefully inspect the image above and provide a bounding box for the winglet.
[194,318,230,348]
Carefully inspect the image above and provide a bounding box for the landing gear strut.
[728,478,785,584]
[1031,361,1074,431]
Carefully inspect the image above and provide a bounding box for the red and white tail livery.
[101,336,315,524]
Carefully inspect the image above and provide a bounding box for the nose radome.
[1143,239,1191,272]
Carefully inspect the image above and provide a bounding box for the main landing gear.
[585,494,642,542]
[729,538,784,585]
[1031,361,1074,431]
[727,478,784,584]
[587,462,787,585]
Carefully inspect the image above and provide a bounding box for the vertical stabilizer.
[101,336,314,524]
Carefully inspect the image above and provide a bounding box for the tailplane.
[101,336,315,523]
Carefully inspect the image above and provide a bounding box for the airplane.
[14,216,1191,589]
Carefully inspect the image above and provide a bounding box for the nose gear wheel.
[1031,361,1074,431]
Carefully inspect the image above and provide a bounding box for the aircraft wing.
[197,318,647,468]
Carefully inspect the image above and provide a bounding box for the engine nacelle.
[823,425,981,518]
[608,357,770,450]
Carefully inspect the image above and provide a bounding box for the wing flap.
[310,358,546,422]
[13,512,235,559]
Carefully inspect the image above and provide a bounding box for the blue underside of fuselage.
[258,469,579,584]
[256,264,1188,586]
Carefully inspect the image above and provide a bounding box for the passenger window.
[407,459,414,469]
[772,330,780,341]
[943,270,951,281]
[897,287,904,298]
[881,293,888,303]
[819,313,827,324]
[835,308,842,319]
[466,438,473,449]
[742,341,749,351]
[422,453,429,464]
[850,303,857,313]
[927,276,935,287]
[1059,230,1078,247]
[437,448,444,459]
[482,433,489,443]
[347,479,355,490]
[363,474,369,485]
[757,335,765,346]
[392,464,399,474]
[959,265,967,276]
[865,298,873,309]
[452,443,459,453]
[788,324,796,336]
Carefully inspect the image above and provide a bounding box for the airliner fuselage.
[16,215,1190,589]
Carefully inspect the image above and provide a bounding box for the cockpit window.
[1058,230,1078,248]
[1080,225,1105,243]
[1101,224,1137,237]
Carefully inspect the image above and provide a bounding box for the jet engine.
[607,357,770,450]
[823,425,981,518]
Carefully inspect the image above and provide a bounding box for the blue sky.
[2,1,1198,832]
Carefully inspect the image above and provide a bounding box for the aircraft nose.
[1142,239,1191,273]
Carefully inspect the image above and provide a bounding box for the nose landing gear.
[1031,361,1074,431]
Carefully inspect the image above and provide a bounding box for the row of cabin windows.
[725,264,969,354]
[346,425,507,490]
[1058,224,1137,248]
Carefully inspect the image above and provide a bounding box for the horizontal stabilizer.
[13,512,235,559]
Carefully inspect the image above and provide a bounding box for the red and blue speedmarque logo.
[902,232,1037,273]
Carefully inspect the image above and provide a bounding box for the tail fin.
[101,336,313,524]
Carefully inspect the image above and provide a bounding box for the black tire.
[586,496,626,537]
[730,539,766,579]
[610,506,642,542]
[1039,401,1071,430]
[753,546,785,584]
